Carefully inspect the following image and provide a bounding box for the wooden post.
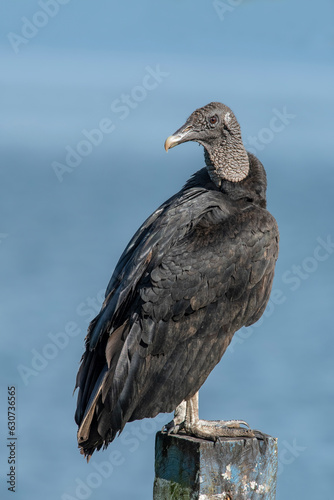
[153,431,277,499]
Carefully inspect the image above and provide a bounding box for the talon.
[167,421,185,435]
[162,421,176,433]
[220,419,251,429]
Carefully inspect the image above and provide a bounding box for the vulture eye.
[209,115,218,125]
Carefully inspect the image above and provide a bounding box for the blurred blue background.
[1,1,334,498]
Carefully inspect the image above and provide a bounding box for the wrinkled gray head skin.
[165,102,249,186]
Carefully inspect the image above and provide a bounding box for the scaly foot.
[162,392,255,440]
[183,418,255,440]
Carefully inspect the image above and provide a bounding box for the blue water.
[1,1,334,498]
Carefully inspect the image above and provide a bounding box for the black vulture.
[74,102,279,459]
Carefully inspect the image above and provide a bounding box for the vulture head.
[165,102,249,185]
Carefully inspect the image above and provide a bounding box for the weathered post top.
[154,431,278,500]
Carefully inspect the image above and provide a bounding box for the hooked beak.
[164,123,194,152]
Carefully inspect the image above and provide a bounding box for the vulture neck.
[204,136,249,186]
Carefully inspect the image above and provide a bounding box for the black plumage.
[74,102,279,458]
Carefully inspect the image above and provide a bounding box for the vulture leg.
[163,400,187,434]
[184,392,255,439]
[165,392,255,440]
